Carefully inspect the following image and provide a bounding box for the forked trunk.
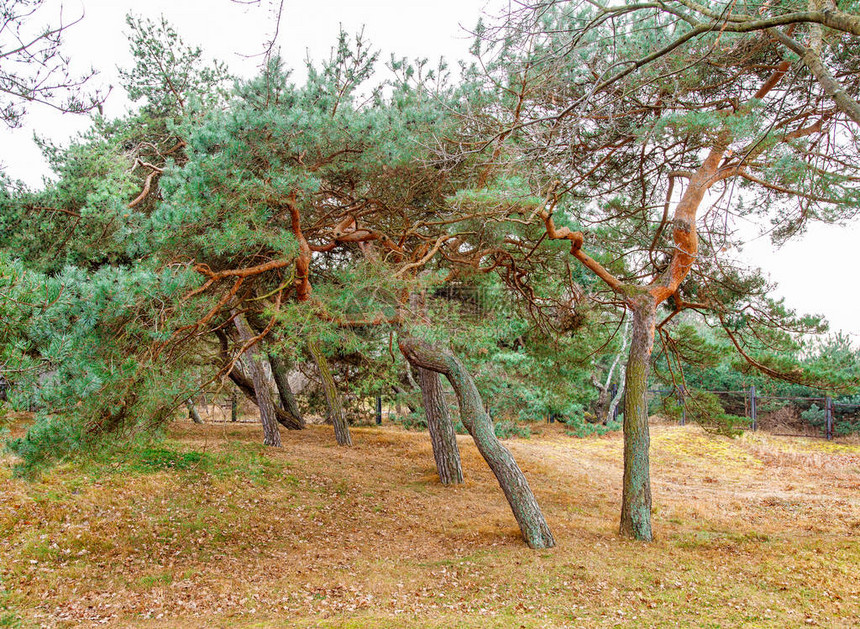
[268,353,305,429]
[216,328,296,430]
[227,360,299,429]
[233,312,282,447]
[309,340,352,446]
[400,336,554,549]
[416,366,463,485]
[619,294,656,541]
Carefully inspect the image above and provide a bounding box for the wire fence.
[646,386,859,440]
[185,384,859,441]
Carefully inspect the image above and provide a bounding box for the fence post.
[376,395,382,425]
[825,396,833,440]
[677,385,686,426]
[749,385,757,431]
[231,393,237,422]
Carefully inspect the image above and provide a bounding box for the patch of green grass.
[216,442,289,486]
[674,529,770,550]
[126,447,212,473]
[78,438,295,488]
[334,480,349,496]
[0,582,21,629]
[138,572,173,589]
[20,540,61,564]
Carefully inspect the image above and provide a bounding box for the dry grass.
[1,417,859,628]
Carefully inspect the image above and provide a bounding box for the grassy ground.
[1,415,859,628]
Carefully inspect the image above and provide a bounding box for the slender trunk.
[400,336,554,549]
[309,340,352,446]
[619,294,656,541]
[416,366,463,485]
[391,384,418,413]
[605,318,631,424]
[185,399,204,424]
[268,353,305,429]
[233,312,282,447]
[606,367,626,425]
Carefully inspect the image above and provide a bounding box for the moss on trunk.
[417,366,463,485]
[400,336,554,549]
[619,294,655,541]
[309,340,352,447]
[268,353,305,430]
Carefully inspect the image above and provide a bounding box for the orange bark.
[286,192,313,303]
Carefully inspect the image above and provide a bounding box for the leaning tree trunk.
[227,360,300,430]
[185,399,204,424]
[619,293,656,541]
[416,366,463,485]
[590,374,610,423]
[604,317,630,425]
[268,353,305,429]
[391,384,418,413]
[233,312,282,447]
[605,366,625,425]
[400,336,554,549]
[216,328,296,430]
[308,340,352,446]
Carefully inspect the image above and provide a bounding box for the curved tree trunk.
[226,360,298,429]
[308,340,352,446]
[268,353,305,429]
[399,336,554,549]
[590,374,609,423]
[216,329,300,431]
[416,366,463,485]
[233,312,282,447]
[605,368,625,425]
[391,383,418,413]
[619,294,656,541]
[185,399,204,424]
[604,317,630,425]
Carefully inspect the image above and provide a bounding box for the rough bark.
[308,340,352,446]
[226,358,302,430]
[416,366,464,485]
[399,336,554,549]
[268,353,305,429]
[185,399,204,424]
[619,293,656,541]
[407,287,462,483]
[233,312,282,447]
[540,50,794,543]
[590,374,609,423]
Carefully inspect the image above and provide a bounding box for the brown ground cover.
[1,416,859,628]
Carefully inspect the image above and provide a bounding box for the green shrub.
[493,419,530,440]
[659,390,750,436]
[565,416,621,438]
[802,401,860,436]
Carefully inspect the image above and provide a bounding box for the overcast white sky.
[2,0,859,342]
